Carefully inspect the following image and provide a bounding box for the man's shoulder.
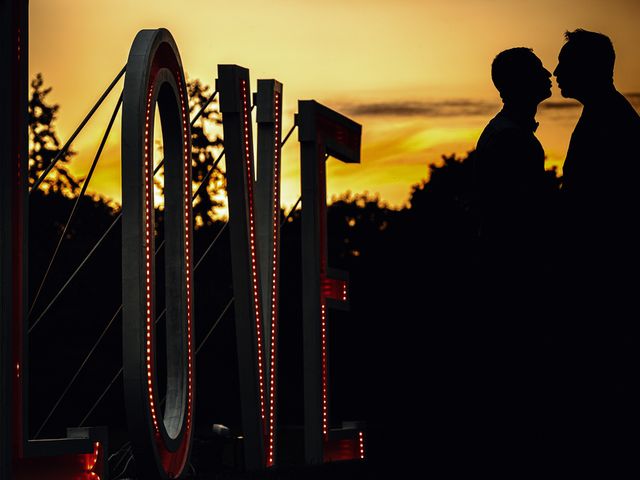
[573,91,640,154]
[616,92,640,128]
[477,113,527,152]
[588,91,640,129]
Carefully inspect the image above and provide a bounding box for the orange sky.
[29,0,640,209]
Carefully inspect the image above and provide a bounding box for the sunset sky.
[28,0,640,210]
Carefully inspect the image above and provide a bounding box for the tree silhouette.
[189,79,226,227]
[152,79,226,227]
[28,73,81,196]
[409,151,561,263]
[407,152,480,273]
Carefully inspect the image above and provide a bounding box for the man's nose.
[553,65,560,77]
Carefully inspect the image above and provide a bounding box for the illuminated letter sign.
[1,1,107,479]
[218,66,282,470]
[298,100,365,464]
[2,15,367,475]
[121,29,194,479]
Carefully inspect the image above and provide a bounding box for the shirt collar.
[500,106,539,132]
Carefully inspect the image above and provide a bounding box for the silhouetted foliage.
[155,79,226,227]
[188,79,226,227]
[409,152,480,261]
[28,73,81,196]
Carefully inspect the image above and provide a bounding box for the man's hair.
[564,29,615,78]
[491,47,536,98]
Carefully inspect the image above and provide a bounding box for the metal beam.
[0,2,29,477]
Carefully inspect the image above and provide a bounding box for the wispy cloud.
[340,92,640,118]
[541,92,640,110]
[339,99,497,118]
[627,92,640,106]
[540,100,581,110]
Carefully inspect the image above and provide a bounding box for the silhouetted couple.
[474,29,640,468]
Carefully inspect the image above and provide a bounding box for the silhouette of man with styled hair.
[551,29,640,465]
[556,29,640,270]
[472,47,552,462]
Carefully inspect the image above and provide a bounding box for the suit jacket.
[475,107,547,268]
[562,89,640,279]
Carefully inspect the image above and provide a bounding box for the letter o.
[121,28,194,479]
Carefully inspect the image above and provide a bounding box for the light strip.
[177,73,194,433]
[241,80,267,424]
[321,303,328,436]
[266,90,281,466]
[142,70,194,440]
[143,84,158,432]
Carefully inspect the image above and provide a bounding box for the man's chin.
[558,87,574,99]
[537,89,552,103]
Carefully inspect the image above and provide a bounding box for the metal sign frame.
[1,1,107,479]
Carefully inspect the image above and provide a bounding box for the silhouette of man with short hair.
[476,48,551,271]
[472,47,552,461]
[551,28,640,465]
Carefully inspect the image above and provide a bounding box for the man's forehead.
[522,54,544,69]
[559,43,577,60]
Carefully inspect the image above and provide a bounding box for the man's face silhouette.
[506,54,552,105]
[526,56,553,104]
[554,43,583,100]
[493,49,552,106]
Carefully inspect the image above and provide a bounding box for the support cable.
[77,195,301,427]
[283,196,302,223]
[190,90,218,125]
[110,444,132,471]
[28,88,222,333]
[28,211,121,334]
[195,297,234,356]
[281,122,296,147]
[28,92,123,318]
[191,149,225,201]
[34,305,122,438]
[76,219,229,427]
[112,453,134,480]
[75,106,298,427]
[30,66,126,193]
